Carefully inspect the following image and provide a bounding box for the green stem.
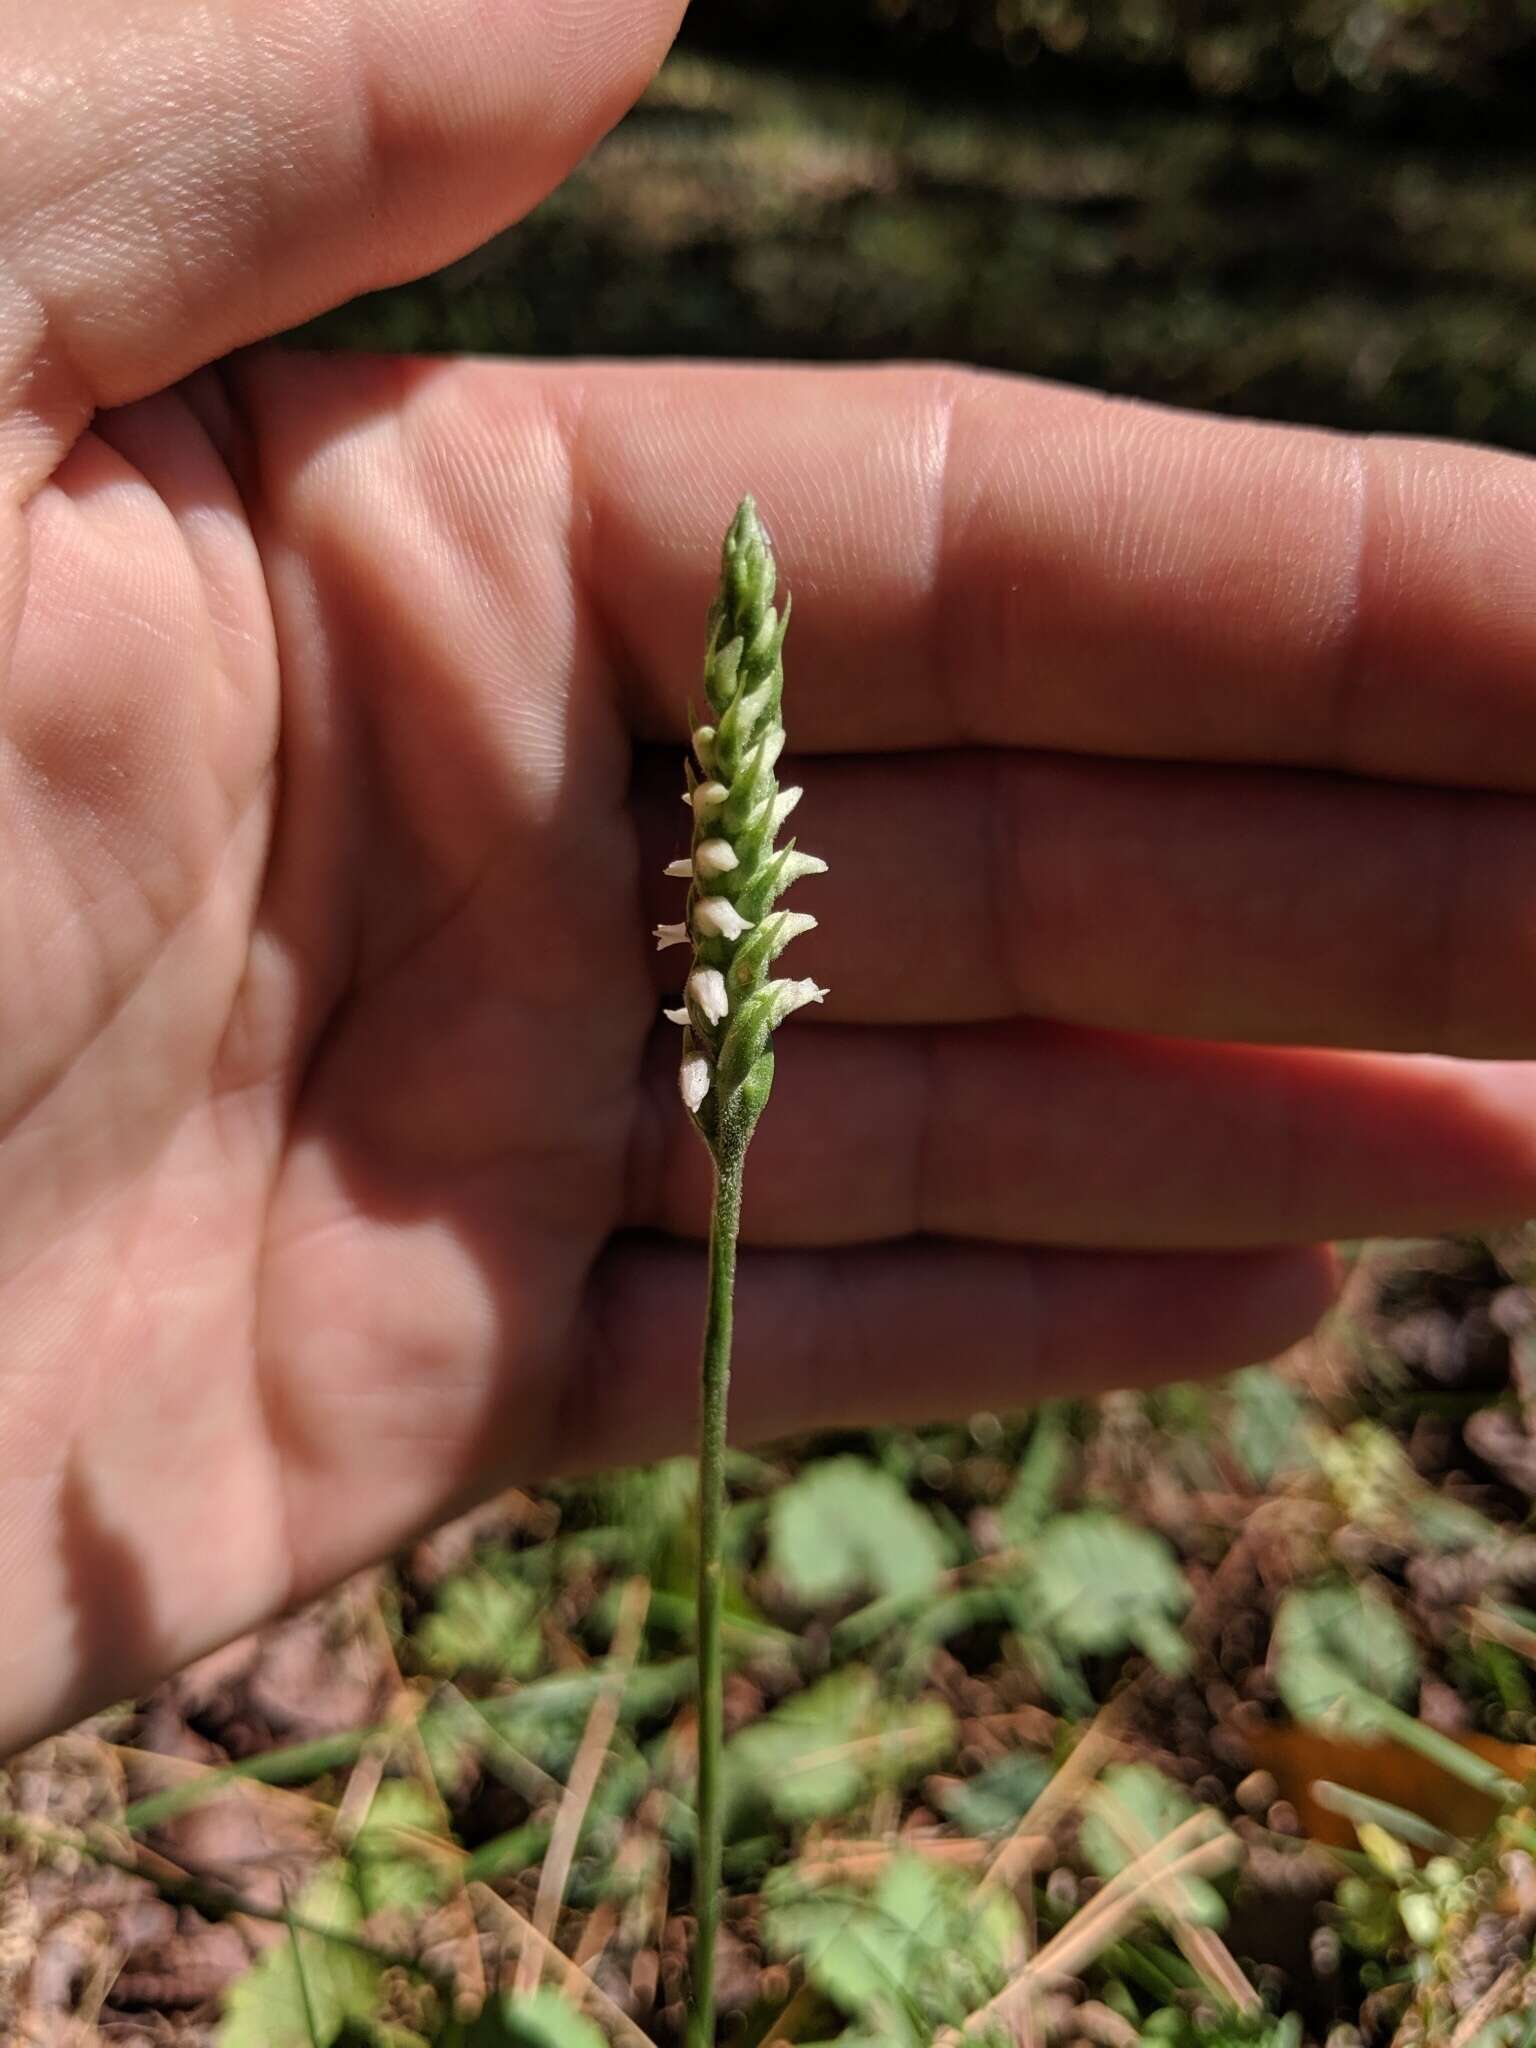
[691,1141,744,2048]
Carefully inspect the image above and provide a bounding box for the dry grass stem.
[960,1817,1242,2035]
[472,1881,659,2048]
[1447,1961,1524,2048]
[1094,1790,1258,2014]
[793,1835,1009,1887]
[980,1704,1124,1898]
[1025,1832,1242,1989]
[516,1575,651,1996]
[1463,1601,1536,1664]
[335,1608,489,2020]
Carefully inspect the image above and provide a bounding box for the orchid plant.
[654,498,827,2044]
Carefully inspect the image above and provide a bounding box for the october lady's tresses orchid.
[657,499,825,2047]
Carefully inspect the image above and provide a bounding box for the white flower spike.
[658,498,826,1144]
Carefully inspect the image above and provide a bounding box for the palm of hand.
[4,357,653,1734]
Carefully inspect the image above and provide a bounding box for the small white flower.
[663,858,694,879]
[663,1005,690,1026]
[694,838,738,878]
[693,726,718,775]
[679,1052,712,1114]
[690,781,730,817]
[692,897,753,941]
[687,968,730,1026]
[775,977,829,1021]
[653,922,690,951]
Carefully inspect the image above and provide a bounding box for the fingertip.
[3,0,688,457]
[1223,1241,1341,1364]
[356,0,688,284]
[1033,1243,1339,1393]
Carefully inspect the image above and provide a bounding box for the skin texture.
[3,0,1536,1753]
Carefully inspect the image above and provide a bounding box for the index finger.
[560,360,1536,787]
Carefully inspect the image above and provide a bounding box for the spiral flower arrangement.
[655,498,826,2046]
[654,496,827,1152]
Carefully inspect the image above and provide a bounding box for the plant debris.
[7,1239,1536,2042]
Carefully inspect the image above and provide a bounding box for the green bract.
[654,497,826,1158]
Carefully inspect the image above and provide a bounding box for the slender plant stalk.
[654,499,826,2046]
[692,1145,743,2047]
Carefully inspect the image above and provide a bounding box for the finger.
[630,1021,1536,1251]
[546,360,1536,791]
[567,1240,1337,1472]
[231,352,1536,791]
[0,0,683,480]
[640,747,1536,1054]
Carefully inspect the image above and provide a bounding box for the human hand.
[6,0,1536,1752]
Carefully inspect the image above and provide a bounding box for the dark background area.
[303,0,1536,452]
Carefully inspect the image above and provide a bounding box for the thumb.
[0,0,684,479]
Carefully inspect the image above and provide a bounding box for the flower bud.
[687,968,730,1026]
[679,1053,711,1114]
[694,839,739,878]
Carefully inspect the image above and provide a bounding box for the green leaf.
[1315,1419,1494,1553]
[936,1751,1053,1836]
[217,1863,383,2048]
[1409,1485,1497,1554]
[1079,1766,1228,1927]
[996,1405,1071,1545]
[764,1854,1019,2037]
[601,1457,698,1590]
[352,1780,453,1917]
[1228,1367,1311,1485]
[1271,1580,1420,1734]
[413,1569,542,1680]
[477,1656,695,1734]
[726,1668,954,1828]
[769,1458,946,1606]
[466,1990,607,2048]
[1025,1513,1191,1671]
